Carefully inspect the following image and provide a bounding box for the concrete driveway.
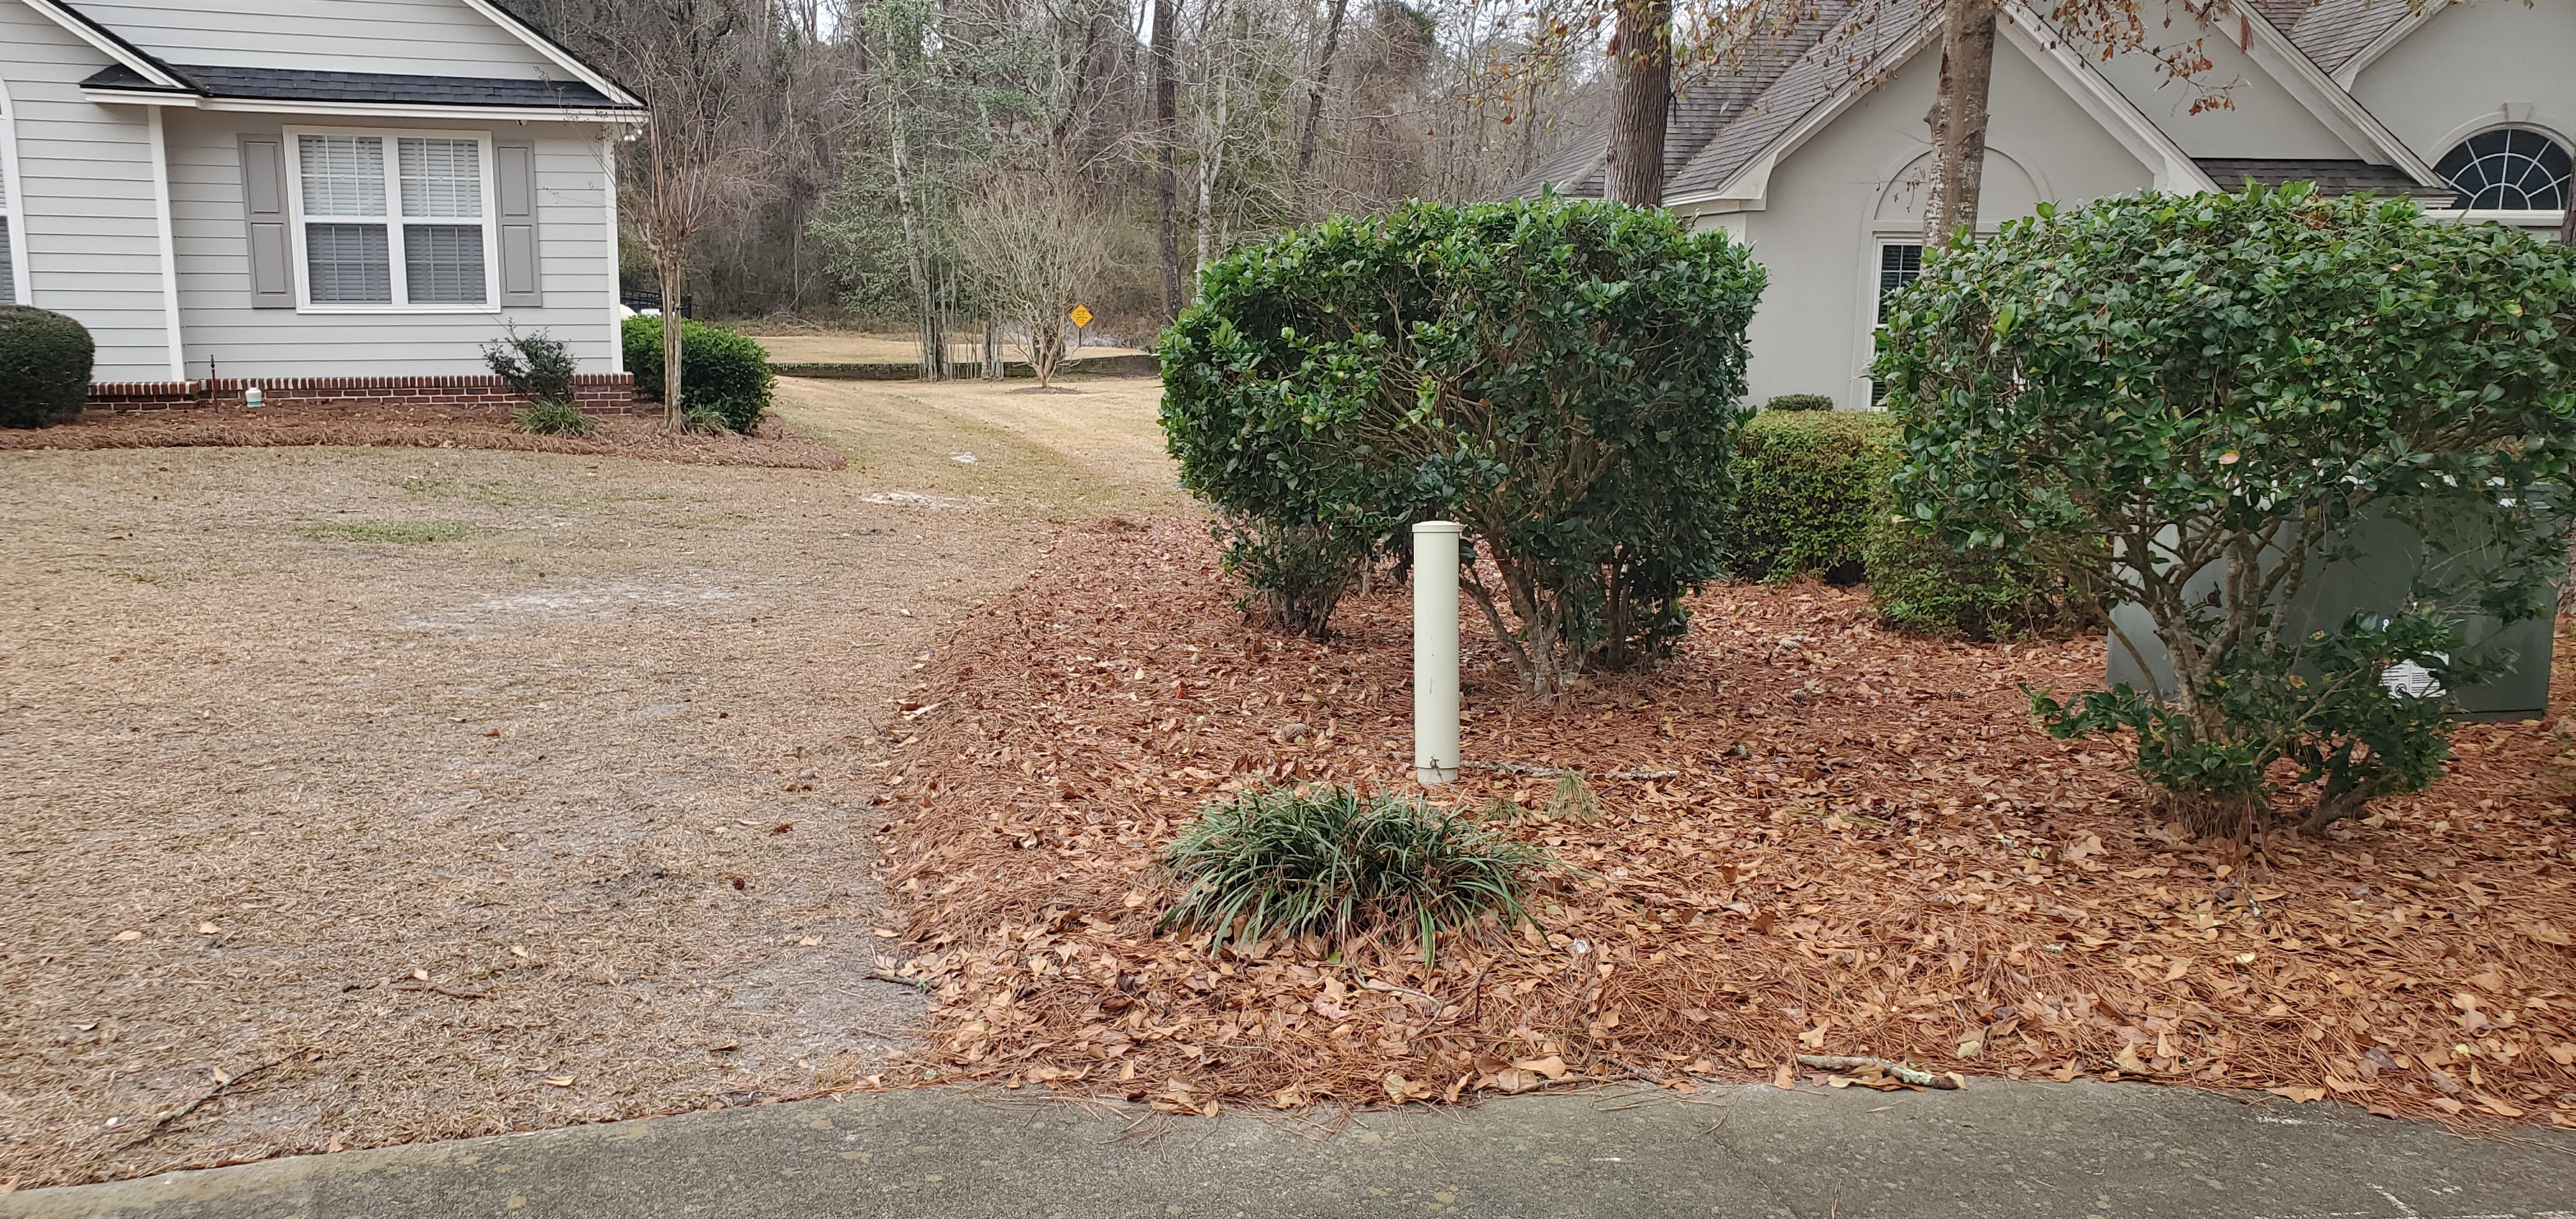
[8,1080,2573,1218]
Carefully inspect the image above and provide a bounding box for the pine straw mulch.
[1,401,845,469]
[871,515,2576,1133]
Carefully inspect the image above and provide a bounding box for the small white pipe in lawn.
[1413,521,1463,786]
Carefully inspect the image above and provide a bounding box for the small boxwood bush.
[1722,407,2098,633]
[1725,411,1899,583]
[1763,393,1835,411]
[0,307,95,429]
[622,316,774,433]
[1862,512,2103,640]
[1160,785,1558,965]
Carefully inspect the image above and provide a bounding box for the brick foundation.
[86,372,641,414]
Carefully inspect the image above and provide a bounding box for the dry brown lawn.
[0,373,1184,1188]
[748,331,1148,367]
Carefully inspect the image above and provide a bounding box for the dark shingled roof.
[1501,0,1894,201]
[81,63,636,110]
[2195,158,2451,198]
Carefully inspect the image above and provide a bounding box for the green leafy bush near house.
[1763,394,1835,412]
[1160,195,1765,694]
[0,306,95,429]
[1720,408,2097,634]
[1876,185,2576,836]
[1861,514,2104,640]
[1725,411,1899,583]
[622,316,774,433]
[1160,785,1559,965]
[484,326,591,437]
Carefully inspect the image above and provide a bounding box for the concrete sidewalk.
[8,1080,2574,1219]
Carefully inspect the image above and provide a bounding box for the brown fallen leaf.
[545,1076,574,1087]
[1512,1055,1570,1081]
[1773,1063,1795,1091]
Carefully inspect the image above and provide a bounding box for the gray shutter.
[239,135,293,309]
[494,141,541,307]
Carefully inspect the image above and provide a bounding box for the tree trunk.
[1291,0,1351,221]
[888,114,945,381]
[1195,63,1229,275]
[659,256,686,430]
[1928,0,1997,242]
[983,316,1002,380]
[2559,195,2575,246]
[1151,0,1184,318]
[1604,0,1673,206]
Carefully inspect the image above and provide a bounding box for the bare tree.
[1152,0,1186,316]
[570,0,769,426]
[954,176,1110,388]
[1290,0,1351,218]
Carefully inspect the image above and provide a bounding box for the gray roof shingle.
[2195,157,2450,197]
[82,61,635,109]
[1515,0,2427,205]
[2287,0,2419,75]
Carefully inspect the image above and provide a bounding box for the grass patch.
[304,519,475,544]
[512,399,594,438]
[1160,785,1559,965]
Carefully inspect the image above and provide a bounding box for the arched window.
[2435,128,2572,211]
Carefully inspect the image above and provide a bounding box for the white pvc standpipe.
[1413,521,1463,786]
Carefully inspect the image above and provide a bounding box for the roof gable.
[56,0,632,103]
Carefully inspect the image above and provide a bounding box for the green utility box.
[2106,492,2563,721]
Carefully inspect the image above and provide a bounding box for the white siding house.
[1515,0,2572,411]
[0,0,640,386]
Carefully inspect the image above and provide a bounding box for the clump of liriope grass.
[512,398,593,436]
[1160,785,1559,965]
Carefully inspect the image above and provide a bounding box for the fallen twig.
[114,1056,292,1154]
[1795,1055,1959,1089]
[1458,761,1680,781]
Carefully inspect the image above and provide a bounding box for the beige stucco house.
[0,0,641,390]
[1515,0,2575,410]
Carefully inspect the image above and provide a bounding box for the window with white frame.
[1869,241,1924,404]
[288,129,495,309]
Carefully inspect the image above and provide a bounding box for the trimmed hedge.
[0,307,95,429]
[1160,196,1763,691]
[1863,513,2104,640]
[622,316,774,433]
[1763,394,1835,411]
[1722,406,2099,635]
[1725,411,1899,583]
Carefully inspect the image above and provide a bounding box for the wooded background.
[507,0,1612,341]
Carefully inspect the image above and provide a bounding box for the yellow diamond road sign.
[1069,304,1093,328]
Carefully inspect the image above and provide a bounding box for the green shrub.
[622,316,774,433]
[0,307,95,429]
[1726,411,1898,583]
[1878,185,2576,836]
[1160,196,1765,694]
[1862,513,2103,639]
[1763,394,1835,411]
[1215,516,1363,640]
[482,325,578,406]
[1160,785,1558,965]
[512,399,593,437]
